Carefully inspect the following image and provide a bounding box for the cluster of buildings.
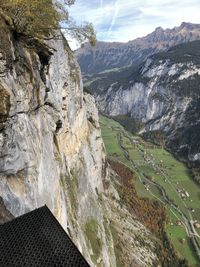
[177,188,190,199]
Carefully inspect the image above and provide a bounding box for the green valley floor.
[100,115,200,267]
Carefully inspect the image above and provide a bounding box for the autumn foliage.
[109,159,166,234]
[109,160,188,266]
[0,0,59,36]
[0,0,96,45]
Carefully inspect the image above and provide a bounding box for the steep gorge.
[0,15,164,267]
[85,40,200,174]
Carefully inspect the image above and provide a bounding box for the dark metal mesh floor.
[0,206,90,267]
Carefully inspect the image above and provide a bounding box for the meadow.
[100,115,200,266]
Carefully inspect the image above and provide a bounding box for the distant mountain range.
[76,23,200,177]
[76,22,200,75]
[88,40,200,165]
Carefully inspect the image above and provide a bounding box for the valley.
[100,114,200,266]
[79,35,200,171]
[1,2,200,267]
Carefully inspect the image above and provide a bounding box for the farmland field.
[100,115,200,266]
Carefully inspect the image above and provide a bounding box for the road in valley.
[116,129,200,260]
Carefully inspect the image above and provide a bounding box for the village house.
[194,223,200,229]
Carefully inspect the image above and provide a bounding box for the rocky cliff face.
[0,16,160,267]
[88,41,200,167]
[76,22,200,75]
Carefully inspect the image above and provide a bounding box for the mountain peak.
[155,26,163,32]
[76,22,200,74]
[179,22,200,30]
[180,22,190,28]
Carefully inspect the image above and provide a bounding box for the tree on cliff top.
[0,0,96,46]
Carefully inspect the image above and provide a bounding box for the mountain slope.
[87,40,200,169]
[0,14,165,267]
[76,22,200,75]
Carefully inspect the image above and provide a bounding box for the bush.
[0,0,96,45]
[0,0,60,36]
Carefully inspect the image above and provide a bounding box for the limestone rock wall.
[0,17,159,267]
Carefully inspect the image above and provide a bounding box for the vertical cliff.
[86,41,200,170]
[0,16,160,266]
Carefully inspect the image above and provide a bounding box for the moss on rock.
[0,84,10,123]
[84,218,102,264]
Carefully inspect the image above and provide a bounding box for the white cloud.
[67,0,200,49]
[107,0,120,37]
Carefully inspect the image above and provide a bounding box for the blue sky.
[68,0,200,49]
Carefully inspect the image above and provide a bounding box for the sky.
[68,0,200,49]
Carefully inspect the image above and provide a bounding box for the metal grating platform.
[0,206,90,267]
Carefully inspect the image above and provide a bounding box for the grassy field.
[99,115,200,266]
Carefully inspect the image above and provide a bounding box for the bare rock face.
[0,17,105,265]
[0,17,159,267]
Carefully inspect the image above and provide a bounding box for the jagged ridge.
[76,22,200,75]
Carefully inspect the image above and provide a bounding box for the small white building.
[185,191,190,198]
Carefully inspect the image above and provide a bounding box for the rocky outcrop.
[76,22,200,75]
[0,16,159,266]
[88,41,200,166]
